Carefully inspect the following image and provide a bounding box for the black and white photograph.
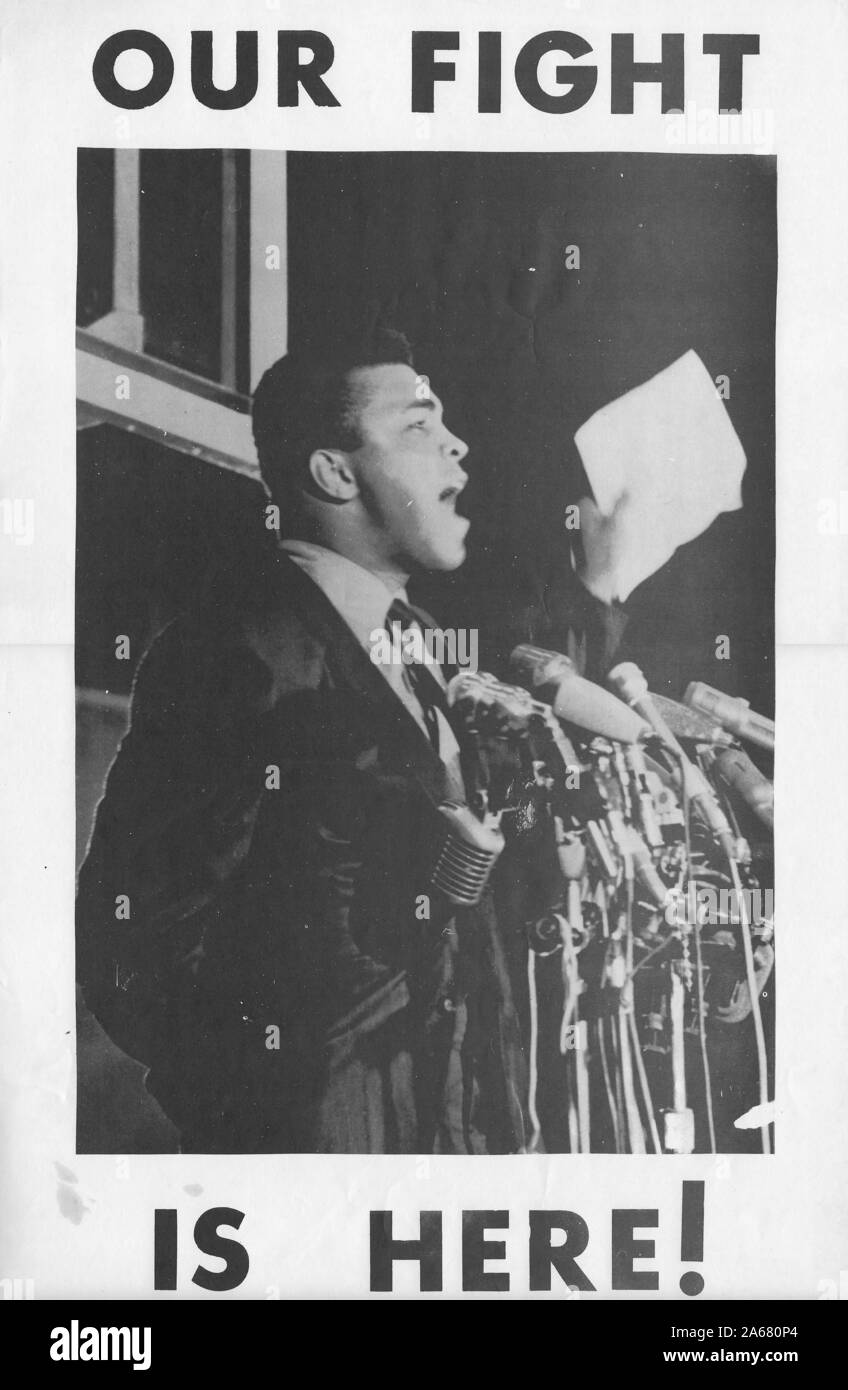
[75,148,775,1158]
[2,0,847,1315]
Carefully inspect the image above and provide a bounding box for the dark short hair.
[252,327,414,506]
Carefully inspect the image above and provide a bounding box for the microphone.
[447,669,542,733]
[608,662,737,859]
[602,810,668,907]
[607,663,685,755]
[651,693,733,746]
[684,682,775,754]
[509,644,650,744]
[623,825,671,908]
[707,746,774,832]
[449,671,616,871]
[427,801,505,907]
[624,743,665,849]
[448,668,590,783]
[553,758,621,882]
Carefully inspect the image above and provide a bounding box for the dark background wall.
[76,151,776,711]
[288,151,776,712]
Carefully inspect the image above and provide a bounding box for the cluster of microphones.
[425,645,774,1154]
[429,645,773,910]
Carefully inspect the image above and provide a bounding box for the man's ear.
[307,448,359,503]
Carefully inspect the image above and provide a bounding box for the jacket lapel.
[269,550,451,804]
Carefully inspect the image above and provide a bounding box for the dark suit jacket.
[77,541,629,1153]
[77,551,539,1153]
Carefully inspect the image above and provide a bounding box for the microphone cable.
[728,854,772,1155]
[675,743,718,1155]
[598,1015,622,1152]
[671,736,768,1154]
[622,868,663,1154]
[524,947,543,1154]
[627,1009,662,1154]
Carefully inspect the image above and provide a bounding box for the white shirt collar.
[279,539,463,791]
[279,538,407,653]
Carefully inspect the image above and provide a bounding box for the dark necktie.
[385,598,450,754]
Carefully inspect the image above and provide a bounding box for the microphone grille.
[607,662,649,705]
[509,644,576,688]
[429,803,504,907]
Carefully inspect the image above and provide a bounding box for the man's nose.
[443,427,469,473]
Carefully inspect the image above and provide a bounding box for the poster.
[1,0,847,1322]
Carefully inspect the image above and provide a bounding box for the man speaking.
[77,328,632,1154]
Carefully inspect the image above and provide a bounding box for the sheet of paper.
[574,349,746,599]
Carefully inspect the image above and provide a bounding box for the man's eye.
[408,418,429,431]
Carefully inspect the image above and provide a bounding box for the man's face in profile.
[346,363,471,572]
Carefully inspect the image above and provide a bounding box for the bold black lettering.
[462,1211,509,1292]
[370,1211,443,1292]
[191,31,258,110]
[153,1208,177,1291]
[610,33,684,114]
[278,31,340,107]
[703,34,760,112]
[192,1207,249,1292]
[680,1181,705,1262]
[514,32,597,115]
[529,1211,597,1292]
[92,30,174,110]
[611,1209,659,1291]
[411,32,459,113]
[478,32,501,114]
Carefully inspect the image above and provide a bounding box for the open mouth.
[439,486,460,503]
